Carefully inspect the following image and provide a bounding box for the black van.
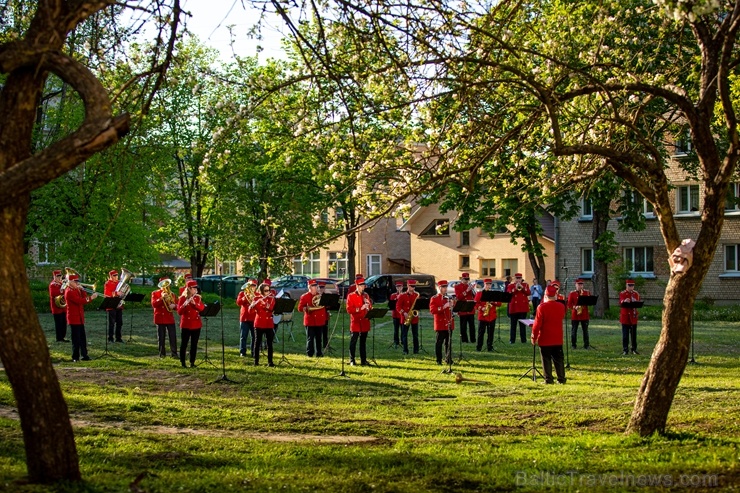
[363,274,437,303]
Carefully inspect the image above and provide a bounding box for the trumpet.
[516,283,523,291]
[454,372,488,384]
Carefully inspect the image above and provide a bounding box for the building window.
[335,208,344,222]
[582,248,594,274]
[420,219,450,236]
[293,251,320,277]
[502,259,518,278]
[366,254,382,277]
[460,231,470,247]
[480,259,496,277]
[36,241,56,265]
[624,247,654,274]
[328,252,348,279]
[321,210,329,223]
[725,245,740,272]
[460,255,470,269]
[678,185,700,213]
[725,183,740,211]
[674,132,693,156]
[222,261,237,275]
[625,190,654,216]
[581,197,593,218]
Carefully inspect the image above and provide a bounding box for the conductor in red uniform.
[567,279,592,350]
[64,273,98,362]
[177,279,205,368]
[619,280,640,355]
[531,285,567,384]
[49,269,68,342]
[506,273,530,343]
[429,280,454,365]
[346,277,372,366]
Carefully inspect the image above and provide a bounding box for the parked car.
[272,276,339,300]
[363,274,436,303]
[222,275,250,283]
[447,279,505,297]
[336,279,351,298]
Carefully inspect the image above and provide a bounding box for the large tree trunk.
[0,198,80,481]
[591,210,610,318]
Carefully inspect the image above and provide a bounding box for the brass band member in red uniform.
[454,272,476,343]
[49,269,68,342]
[151,277,178,358]
[346,277,372,366]
[177,279,205,368]
[619,279,640,355]
[64,273,98,362]
[475,279,501,352]
[236,279,257,357]
[398,279,420,354]
[531,285,567,384]
[104,269,125,343]
[567,279,592,350]
[506,273,530,343]
[178,273,193,296]
[299,279,324,357]
[251,282,276,366]
[390,281,404,348]
[430,280,454,365]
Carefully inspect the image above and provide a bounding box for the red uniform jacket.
[619,290,640,325]
[151,289,176,325]
[454,282,476,316]
[532,300,565,347]
[567,289,591,321]
[252,294,276,330]
[177,294,205,330]
[298,291,324,327]
[346,291,371,333]
[236,291,256,323]
[104,279,123,311]
[506,282,531,314]
[474,290,501,322]
[49,280,66,315]
[429,293,454,332]
[64,287,91,325]
[390,291,403,319]
[397,291,420,325]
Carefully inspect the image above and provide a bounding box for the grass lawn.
[0,304,737,492]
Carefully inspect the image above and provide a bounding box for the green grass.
[0,306,737,492]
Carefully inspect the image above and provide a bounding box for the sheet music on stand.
[319,293,340,312]
[452,300,476,313]
[365,308,388,320]
[273,297,296,315]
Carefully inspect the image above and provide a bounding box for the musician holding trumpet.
[567,279,592,350]
[151,277,179,358]
[430,280,454,365]
[48,269,68,342]
[397,279,420,354]
[346,277,372,366]
[64,272,98,362]
[506,273,531,344]
[474,279,501,352]
[104,270,125,343]
[454,273,476,344]
[177,279,205,368]
[298,279,325,358]
[236,279,258,358]
[251,282,276,367]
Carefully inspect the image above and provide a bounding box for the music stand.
[96,296,121,358]
[198,301,221,367]
[517,319,544,381]
[620,301,644,309]
[414,297,430,355]
[387,298,399,349]
[453,299,476,363]
[212,276,236,384]
[490,291,511,343]
[576,294,598,350]
[274,297,297,366]
[318,293,339,356]
[335,296,350,378]
[125,292,146,342]
[365,307,388,366]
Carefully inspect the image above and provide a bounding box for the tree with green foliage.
[0,0,181,482]
[268,0,740,436]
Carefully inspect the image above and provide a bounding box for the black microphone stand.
[97,296,121,359]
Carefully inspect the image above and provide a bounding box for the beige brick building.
[557,154,740,304]
[399,203,556,283]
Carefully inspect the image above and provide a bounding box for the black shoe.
[316,353,324,358]
[402,350,409,355]
[108,338,114,343]
[510,341,515,345]
[171,353,179,359]
[181,362,187,368]
[476,347,482,352]
[81,356,91,361]
[436,361,442,365]
[487,347,493,352]
[349,360,357,366]
[622,350,628,355]
[361,361,370,366]
[583,346,591,350]
[115,339,124,343]
[631,350,640,355]
[239,353,247,358]
[268,363,275,367]
[189,363,195,368]
[57,339,69,342]
[72,358,79,362]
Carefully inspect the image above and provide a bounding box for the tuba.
[159,278,176,312]
[115,268,133,308]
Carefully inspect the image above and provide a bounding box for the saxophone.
[403,293,419,326]
[482,302,492,317]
